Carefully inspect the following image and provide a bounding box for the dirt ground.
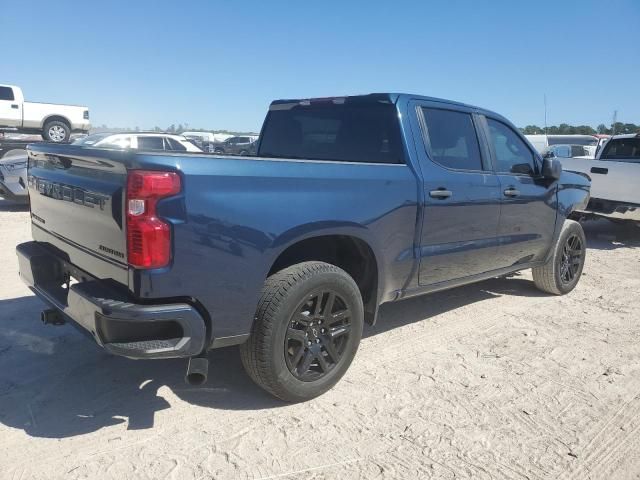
[1,199,639,480]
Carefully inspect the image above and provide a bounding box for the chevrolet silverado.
[17,93,590,401]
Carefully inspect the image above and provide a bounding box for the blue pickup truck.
[17,93,590,401]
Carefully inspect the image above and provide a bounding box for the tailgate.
[560,157,639,204]
[27,144,130,283]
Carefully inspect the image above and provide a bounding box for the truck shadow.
[582,219,640,250]
[0,274,546,439]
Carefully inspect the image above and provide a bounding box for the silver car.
[0,133,203,203]
[0,149,28,202]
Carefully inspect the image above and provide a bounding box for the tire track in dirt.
[563,389,640,480]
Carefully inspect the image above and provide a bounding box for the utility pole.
[612,110,618,136]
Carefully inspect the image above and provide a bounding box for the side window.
[570,145,586,157]
[553,145,571,158]
[0,86,15,101]
[487,119,537,175]
[600,138,640,162]
[421,108,483,171]
[166,138,186,151]
[101,136,131,149]
[137,136,165,151]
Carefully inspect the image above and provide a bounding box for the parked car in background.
[182,131,215,150]
[526,134,598,157]
[17,93,589,402]
[212,135,258,155]
[557,134,640,224]
[544,144,593,159]
[1,137,33,159]
[0,84,90,143]
[73,132,203,152]
[0,148,28,202]
[0,133,201,203]
[182,132,234,152]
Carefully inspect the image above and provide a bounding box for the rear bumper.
[16,241,206,359]
[581,198,640,222]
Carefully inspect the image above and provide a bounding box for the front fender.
[558,170,591,218]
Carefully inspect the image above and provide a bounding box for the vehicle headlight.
[4,161,28,170]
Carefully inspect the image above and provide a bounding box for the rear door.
[482,116,557,267]
[0,86,22,127]
[411,101,502,285]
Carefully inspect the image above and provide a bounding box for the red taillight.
[126,170,181,269]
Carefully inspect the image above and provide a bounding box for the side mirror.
[542,150,555,159]
[542,157,562,180]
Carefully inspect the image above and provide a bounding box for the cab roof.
[269,93,505,120]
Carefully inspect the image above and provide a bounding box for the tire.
[239,150,249,156]
[532,220,586,295]
[240,261,364,402]
[214,148,224,154]
[42,120,71,143]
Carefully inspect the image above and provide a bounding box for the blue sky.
[2,0,638,132]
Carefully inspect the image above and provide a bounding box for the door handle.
[503,188,520,197]
[590,167,608,175]
[11,104,19,109]
[429,189,452,199]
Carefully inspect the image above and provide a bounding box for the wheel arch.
[267,233,381,325]
[41,115,71,129]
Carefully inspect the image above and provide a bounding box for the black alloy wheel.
[284,290,352,382]
[559,233,583,285]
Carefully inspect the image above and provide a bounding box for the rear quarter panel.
[135,153,419,343]
[22,102,88,129]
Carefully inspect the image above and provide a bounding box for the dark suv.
[213,136,257,155]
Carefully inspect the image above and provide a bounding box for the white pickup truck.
[558,134,640,224]
[0,84,90,142]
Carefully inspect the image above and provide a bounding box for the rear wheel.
[43,120,70,143]
[240,261,364,402]
[532,220,586,295]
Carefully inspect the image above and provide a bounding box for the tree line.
[520,122,640,136]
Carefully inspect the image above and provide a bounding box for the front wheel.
[532,220,586,295]
[240,261,364,402]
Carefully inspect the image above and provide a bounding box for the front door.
[483,117,557,267]
[412,103,503,286]
[0,86,22,127]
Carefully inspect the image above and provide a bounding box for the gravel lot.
[1,199,639,480]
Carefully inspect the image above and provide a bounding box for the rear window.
[600,138,640,161]
[137,136,165,151]
[0,86,15,101]
[166,138,186,151]
[258,101,404,164]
